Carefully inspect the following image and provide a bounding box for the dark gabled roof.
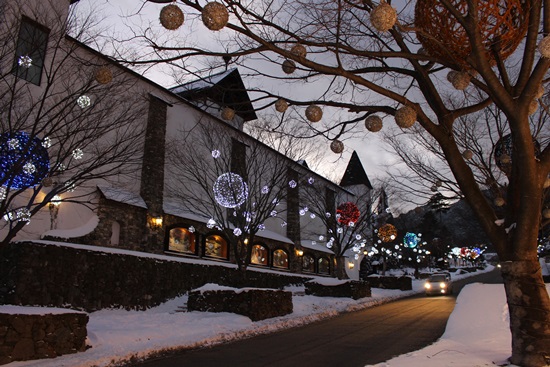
[170,68,258,122]
[339,151,373,189]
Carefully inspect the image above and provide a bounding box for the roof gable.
[339,151,373,189]
[170,68,258,122]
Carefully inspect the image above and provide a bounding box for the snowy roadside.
[6,266,495,367]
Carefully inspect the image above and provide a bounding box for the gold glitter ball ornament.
[494,197,505,207]
[370,2,397,32]
[377,223,397,242]
[305,105,323,122]
[290,44,307,58]
[365,115,383,132]
[447,71,471,90]
[330,140,344,154]
[95,66,113,84]
[275,99,288,113]
[544,177,550,189]
[160,4,184,30]
[462,149,474,160]
[221,107,235,121]
[395,106,416,128]
[282,60,296,74]
[202,2,229,31]
[414,0,528,67]
[42,177,53,187]
[543,208,550,219]
[539,35,550,58]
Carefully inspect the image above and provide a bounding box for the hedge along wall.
[0,242,312,312]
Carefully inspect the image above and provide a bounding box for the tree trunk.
[500,260,550,367]
[335,256,349,280]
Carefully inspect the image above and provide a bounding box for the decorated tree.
[300,182,379,278]
[165,119,294,272]
[0,1,147,246]
[106,0,550,363]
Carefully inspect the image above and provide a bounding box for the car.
[424,273,453,295]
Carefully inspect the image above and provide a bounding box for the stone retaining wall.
[187,288,293,321]
[0,309,88,365]
[0,241,310,312]
[366,276,412,291]
[304,280,371,300]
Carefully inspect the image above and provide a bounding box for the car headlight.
[439,282,446,288]
[424,283,431,289]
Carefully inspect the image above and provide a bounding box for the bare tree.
[112,0,550,363]
[0,1,147,246]
[165,119,292,272]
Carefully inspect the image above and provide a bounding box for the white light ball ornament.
[213,172,248,208]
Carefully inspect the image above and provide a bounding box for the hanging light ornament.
[370,2,397,32]
[494,197,505,207]
[95,66,113,84]
[447,70,471,90]
[403,232,419,248]
[282,59,296,74]
[202,2,229,31]
[543,208,550,219]
[539,35,550,58]
[336,202,360,226]
[378,223,397,242]
[394,106,416,128]
[213,172,248,208]
[160,3,185,30]
[462,149,474,160]
[305,105,322,122]
[494,134,541,175]
[330,140,344,154]
[414,0,528,67]
[275,99,288,113]
[0,132,50,189]
[290,44,307,58]
[365,115,383,132]
[221,107,235,121]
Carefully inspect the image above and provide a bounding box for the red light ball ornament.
[336,202,360,226]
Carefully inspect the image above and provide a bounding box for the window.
[318,257,330,275]
[272,249,289,269]
[168,227,196,254]
[12,17,49,85]
[302,254,315,272]
[231,139,247,179]
[204,234,228,259]
[250,244,268,266]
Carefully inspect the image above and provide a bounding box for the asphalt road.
[132,269,503,367]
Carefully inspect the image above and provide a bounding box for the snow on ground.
[6,265,540,367]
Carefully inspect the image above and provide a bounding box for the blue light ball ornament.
[403,232,419,248]
[0,131,49,189]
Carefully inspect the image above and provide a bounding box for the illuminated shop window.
[204,234,228,259]
[250,244,268,266]
[272,249,289,269]
[302,254,315,272]
[168,227,196,254]
[318,257,330,274]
